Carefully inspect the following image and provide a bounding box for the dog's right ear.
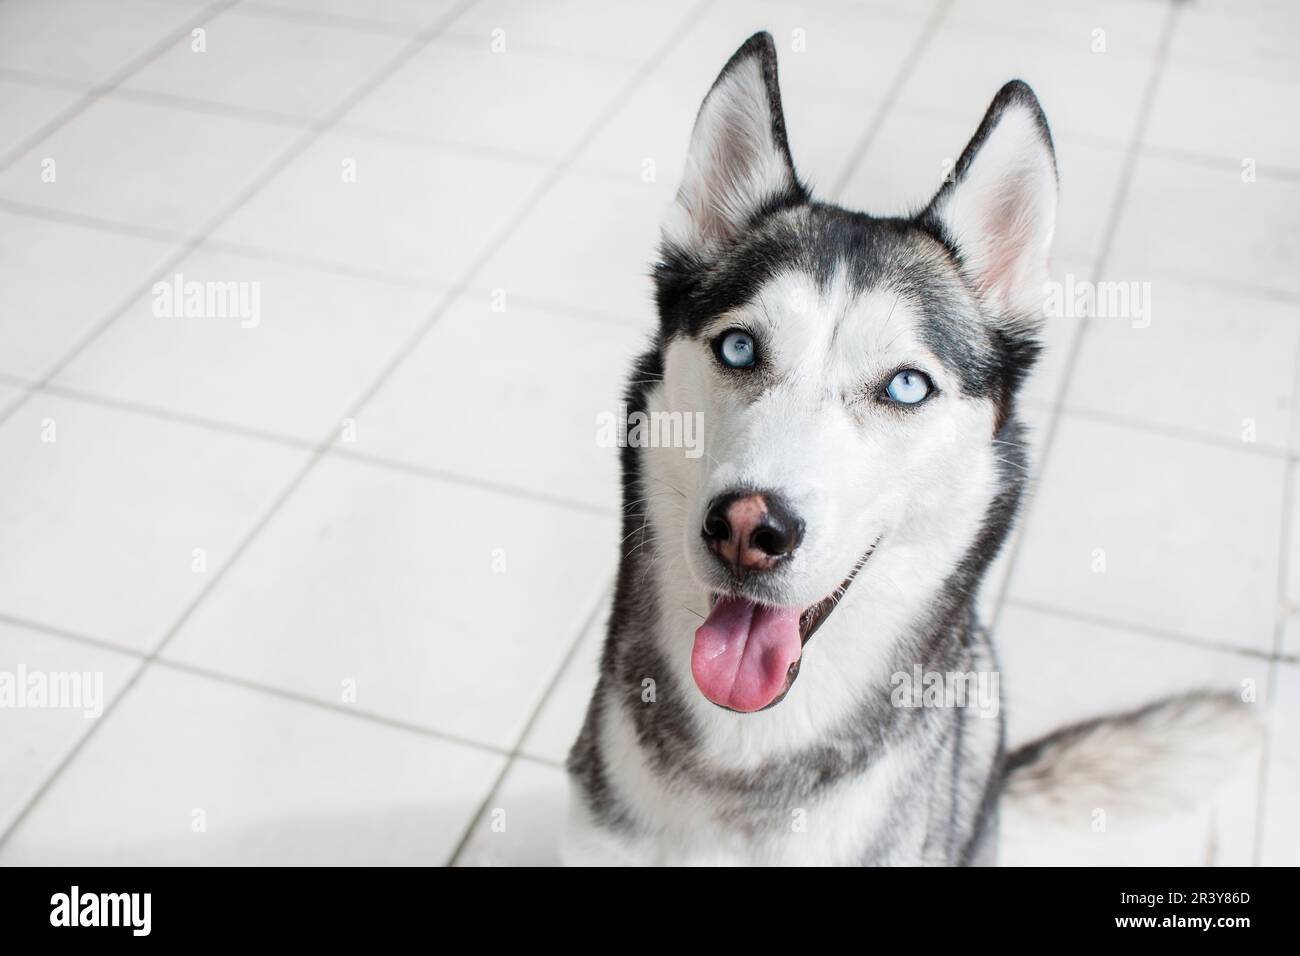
[661,32,806,260]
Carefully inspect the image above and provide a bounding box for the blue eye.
[717,329,756,369]
[885,369,932,405]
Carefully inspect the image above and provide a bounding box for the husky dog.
[565,33,1251,866]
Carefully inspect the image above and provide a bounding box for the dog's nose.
[702,491,804,574]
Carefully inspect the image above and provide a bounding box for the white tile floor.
[0,0,1296,867]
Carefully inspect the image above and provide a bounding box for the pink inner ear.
[971,176,1049,310]
[662,38,803,257]
[981,197,1022,289]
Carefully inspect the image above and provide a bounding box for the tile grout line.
[0,0,243,172]
[1248,254,1300,863]
[1138,142,1300,184]
[512,752,565,771]
[0,0,715,855]
[104,84,320,131]
[20,379,619,519]
[0,603,587,766]
[0,611,147,661]
[1166,50,1300,87]
[1252,456,1290,865]
[1050,402,1296,461]
[940,11,1172,58]
[242,0,648,68]
[155,656,519,761]
[0,66,97,94]
[828,0,953,201]
[881,97,1136,153]
[35,380,321,448]
[232,0,445,38]
[0,608,520,761]
[326,446,617,518]
[0,196,193,243]
[988,0,1182,634]
[445,579,614,866]
[1001,597,1288,664]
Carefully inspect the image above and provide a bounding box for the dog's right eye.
[716,329,757,369]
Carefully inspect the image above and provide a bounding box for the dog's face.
[645,34,1056,714]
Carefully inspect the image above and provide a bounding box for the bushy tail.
[999,692,1262,865]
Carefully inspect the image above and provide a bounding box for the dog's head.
[643,33,1056,714]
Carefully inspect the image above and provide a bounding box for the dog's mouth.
[690,541,878,713]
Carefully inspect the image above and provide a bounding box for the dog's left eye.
[885,369,932,405]
[716,329,757,369]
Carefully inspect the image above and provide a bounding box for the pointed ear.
[662,32,806,258]
[921,81,1058,321]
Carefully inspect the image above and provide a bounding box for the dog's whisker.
[646,475,687,498]
[622,489,681,512]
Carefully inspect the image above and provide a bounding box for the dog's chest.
[588,694,965,865]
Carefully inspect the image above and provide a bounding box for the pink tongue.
[691,596,803,712]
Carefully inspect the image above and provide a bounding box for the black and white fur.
[565,33,1253,866]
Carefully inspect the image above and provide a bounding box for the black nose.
[702,491,804,573]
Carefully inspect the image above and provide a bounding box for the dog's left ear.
[921,81,1057,322]
[662,32,806,258]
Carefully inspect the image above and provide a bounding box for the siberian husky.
[565,33,1253,866]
